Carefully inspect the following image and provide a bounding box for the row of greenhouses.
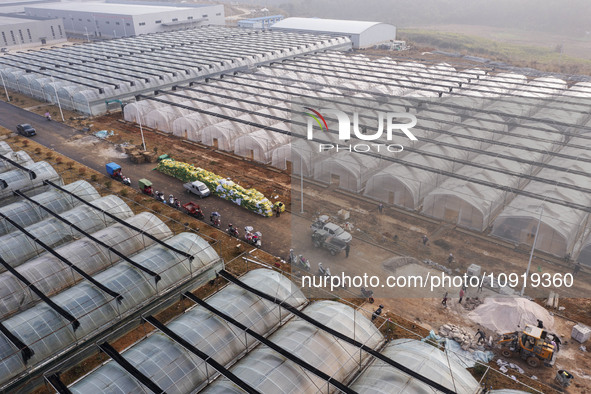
[0,26,351,115]
[0,151,224,390]
[67,268,482,394]
[123,50,591,263]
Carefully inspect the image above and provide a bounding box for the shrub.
[67,161,75,169]
[119,188,128,197]
[90,174,98,182]
[55,156,63,164]
[78,167,87,176]
[105,180,112,189]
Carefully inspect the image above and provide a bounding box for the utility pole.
[0,71,10,102]
[135,97,146,151]
[50,75,65,121]
[521,206,544,296]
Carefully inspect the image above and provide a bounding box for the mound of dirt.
[468,297,555,333]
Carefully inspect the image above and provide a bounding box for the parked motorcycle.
[226,223,239,238]
[210,212,221,228]
[244,226,262,248]
[318,262,331,277]
[155,191,166,204]
[289,250,310,271]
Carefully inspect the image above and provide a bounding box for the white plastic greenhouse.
[0,161,62,206]
[0,26,351,115]
[0,232,221,386]
[114,47,591,261]
[0,195,133,271]
[0,212,171,320]
[0,180,100,237]
[0,151,33,174]
[69,269,306,393]
[202,301,383,393]
[350,339,479,393]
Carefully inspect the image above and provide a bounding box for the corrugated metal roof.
[271,17,386,35]
[24,2,194,16]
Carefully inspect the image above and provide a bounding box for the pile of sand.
[468,297,554,333]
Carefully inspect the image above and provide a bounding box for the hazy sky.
[274,0,590,36]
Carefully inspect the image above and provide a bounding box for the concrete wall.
[0,17,66,49]
[24,5,224,39]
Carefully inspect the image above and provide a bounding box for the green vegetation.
[399,29,591,75]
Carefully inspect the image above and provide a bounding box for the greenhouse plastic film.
[0,212,172,320]
[0,180,101,237]
[0,231,220,386]
[0,195,133,272]
[0,162,62,207]
[70,269,306,394]
[202,300,383,394]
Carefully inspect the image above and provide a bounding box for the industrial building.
[0,14,65,49]
[271,17,397,48]
[238,15,284,30]
[24,2,224,38]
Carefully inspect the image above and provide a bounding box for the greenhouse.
[420,121,567,230]
[313,152,384,192]
[0,151,33,174]
[119,48,590,260]
[0,26,351,115]
[233,125,291,163]
[576,231,591,266]
[0,161,62,206]
[0,180,100,237]
[0,212,171,320]
[491,152,591,257]
[201,301,383,393]
[350,339,479,393]
[69,269,306,393]
[0,195,133,271]
[0,232,221,386]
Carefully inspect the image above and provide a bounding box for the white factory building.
[271,17,396,48]
[24,2,225,39]
[0,14,66,49]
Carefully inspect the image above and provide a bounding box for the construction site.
[0,8,590,394]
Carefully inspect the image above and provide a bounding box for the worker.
[378,202,383,214]
[447,253,454,264]
[475,329,486,345]
[537,319,544,329]
[459,288,465,304]
[552,334,561,352]
[422,235,429,246]
[441,292,448,307]
[573,263,581,276]
[345,243,350,258]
